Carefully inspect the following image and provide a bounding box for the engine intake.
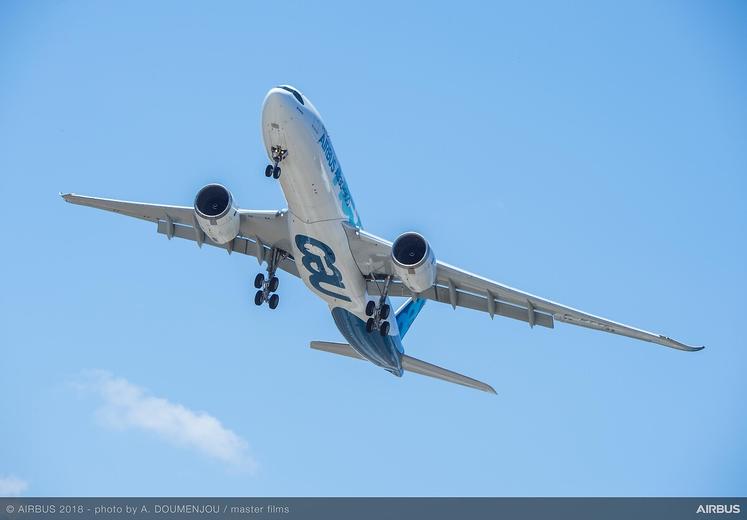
[193,184,240,244]
[391,232,436,294]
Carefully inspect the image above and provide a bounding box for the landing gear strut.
[253,247,287,310]
[265,145,288,179]
[366,275,393,336]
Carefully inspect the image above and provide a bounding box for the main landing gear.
[264,145,288,179]
[253,248,287,310]
[365,275,393,336]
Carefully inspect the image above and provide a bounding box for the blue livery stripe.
[395,298,426,339]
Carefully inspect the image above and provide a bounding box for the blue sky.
[1,0,745,497]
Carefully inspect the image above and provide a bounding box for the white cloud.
[0,475,29,497]
[80,370,256,471]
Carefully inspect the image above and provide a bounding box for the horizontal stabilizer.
[310,341,496,394]
[400,354,496,394]
[310,341,364,360]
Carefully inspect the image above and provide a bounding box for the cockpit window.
[278,85,304,105]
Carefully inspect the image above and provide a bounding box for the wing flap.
[157,221,299,277]
[367,280,554,328]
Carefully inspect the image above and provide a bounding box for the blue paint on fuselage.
[330,307,403,376]
[317,132,361,228]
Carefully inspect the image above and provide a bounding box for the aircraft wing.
[344,224,703,352]
[61,193,299,277]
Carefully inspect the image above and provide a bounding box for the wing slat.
[156,221,299,277]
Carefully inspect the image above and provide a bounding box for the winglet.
[659,335,705,352]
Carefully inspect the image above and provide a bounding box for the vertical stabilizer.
[395,298,426,339]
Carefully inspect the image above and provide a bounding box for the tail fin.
[395,298,426,338]
[310,341,496,394]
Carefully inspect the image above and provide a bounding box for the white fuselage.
[260,87,402,364]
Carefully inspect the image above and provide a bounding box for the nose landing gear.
[265,145,288,179]
[253,247,287,310]
[366,275,393,336]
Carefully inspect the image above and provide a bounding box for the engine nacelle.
[193,184,240,245]
[391,232,436,294]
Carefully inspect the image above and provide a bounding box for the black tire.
[268,276,279,293]
[268,293,279,309]
[365,300,376,317]
[254,273,265,289]
[272,165,281,179]
[265,164,274,177]
[254,290,264,306]
[379,303,390,320]
[379,321,390,336]
[366,318,376,333]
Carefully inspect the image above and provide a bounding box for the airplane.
[62,85,703,394]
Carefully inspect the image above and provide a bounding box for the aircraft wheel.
[379,321,390,336]
[268,293,280,309]
[254,273,265,289]
[254,290,265,306]
[272,165,281,179]
[265,164,274,177]
[365,301,376,317]
[366,318,376,333]
[379,304,390,320]
[268,276,279,293]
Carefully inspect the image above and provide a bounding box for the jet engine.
[391,232,436,294]
[193,184,240,244]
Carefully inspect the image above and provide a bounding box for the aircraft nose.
[262,87,299,124]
